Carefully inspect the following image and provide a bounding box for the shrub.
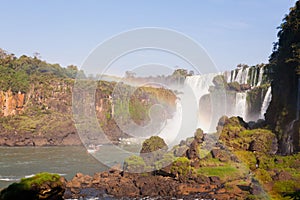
[273,180,297,194]
[171,157,193,177]
[123,155,146,173]
[255,169,272,184]
[235,151,257,170]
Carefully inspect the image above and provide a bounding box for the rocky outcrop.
[64,170,252,199]
[218,116,278,154]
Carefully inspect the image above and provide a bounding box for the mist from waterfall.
[158,99,182,146]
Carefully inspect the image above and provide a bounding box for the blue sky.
[0,0,296,75]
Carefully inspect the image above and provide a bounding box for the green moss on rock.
[0,172,64,200]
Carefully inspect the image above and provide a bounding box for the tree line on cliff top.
[0,50,84,93]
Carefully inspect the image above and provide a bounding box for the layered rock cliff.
[0,77,177,146]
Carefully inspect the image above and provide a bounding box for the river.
[0,146,110,189]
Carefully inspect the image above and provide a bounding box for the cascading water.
[182,64,271,134]
[184,74,217,133]
[235,92,247,120]
[234,68,243,84]
[256,67,264,86]
[231,70,236,82]
[259,87,272,119]
[184,73,217,103]
[240,67,249,85]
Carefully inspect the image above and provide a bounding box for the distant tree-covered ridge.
[0,49,84,93]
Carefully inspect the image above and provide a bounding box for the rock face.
[0,90,25,116]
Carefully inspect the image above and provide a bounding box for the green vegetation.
[171,157,194,177]
[0,50,84,93]
[273,180,298,194]
[219,115,300,199]
[140,136,168,166]
[19,172,61,189]
[123,155,146,173]
[140,136,168,153]
[197,165,239,180]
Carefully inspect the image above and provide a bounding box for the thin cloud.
[214,21,251,31]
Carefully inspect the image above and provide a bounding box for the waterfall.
[224,71,231,83]
[185,74,249,132]
[235,92,247,120]
[226,65,264,86]
[229,67,249,85]
[182,64,271,133]
[256,67,264,86]
[251,68,258,87]
[234,68,243,84]
[184,73,217,102]
[259,87,272,119]
[241,67,249,85]
[185,73,224,133]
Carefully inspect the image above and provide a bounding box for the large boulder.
[0,173,65,200]
[140,136,168,166]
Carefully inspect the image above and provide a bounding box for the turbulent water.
[0,146,110,189]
